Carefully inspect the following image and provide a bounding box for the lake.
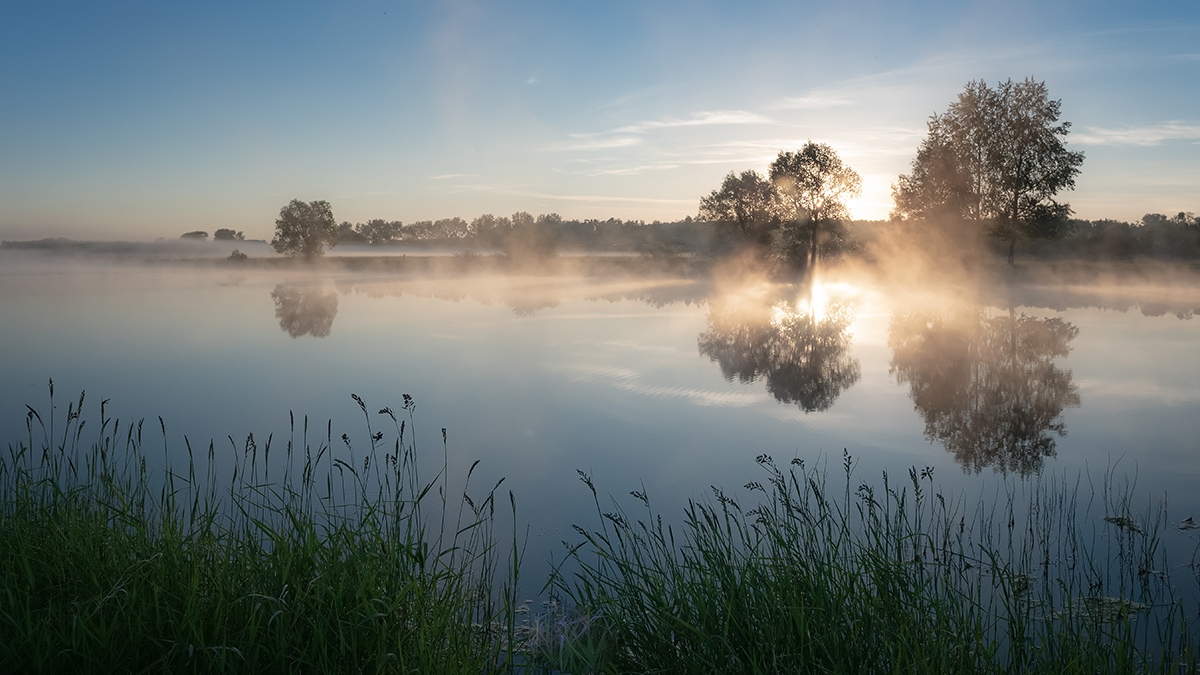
[3,250,1200,589]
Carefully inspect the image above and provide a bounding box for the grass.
[0,384,521,673]
[3,385,1198,673]
[553,452,1200,674]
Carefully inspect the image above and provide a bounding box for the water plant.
[554,451,1200,674]
[0,382,520,673]
[4,382,1197,674]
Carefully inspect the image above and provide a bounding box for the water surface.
[3,253,1199,585]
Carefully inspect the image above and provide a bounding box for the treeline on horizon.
[316,209,1200,261]
[7,210,1199,262]
[330,212,710,253]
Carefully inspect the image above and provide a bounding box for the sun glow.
[797,280,861,324]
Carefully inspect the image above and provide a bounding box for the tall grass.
[553,451,1200,674]
[5,384,1198,674]
[0,382,521,673]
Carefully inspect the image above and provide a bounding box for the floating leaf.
[1080,596,1150,623]
[1102,516,1143,534]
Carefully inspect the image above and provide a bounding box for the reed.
[4,384,1196,674]
[0,383,520,673]
[551,451,1200,674]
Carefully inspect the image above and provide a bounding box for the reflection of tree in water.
[889,310,1080,475]
[271,284,339,338]
[698,300,860,413]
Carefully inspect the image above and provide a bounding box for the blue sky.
[1,0,1196,240]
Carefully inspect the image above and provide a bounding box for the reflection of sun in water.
[796,281,860,324]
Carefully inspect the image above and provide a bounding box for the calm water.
[3,252,1200,584]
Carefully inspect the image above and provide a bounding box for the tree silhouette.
[698,294,860,413]
[698,170,777,252]
[270,284,339,338]
[271,199,338,259]
[769,143,861,270]
[889,309,1080,474]
[893,79,1084,264]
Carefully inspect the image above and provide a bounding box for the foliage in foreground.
[0,387,518,674]
[4,386,1200,674]
[555,452,1200,674]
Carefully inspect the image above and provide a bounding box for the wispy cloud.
[430,173,477,180]
[509,190,695,205]
[589,163,681,176]
[552,136,642,151]
[1073,122,1200,146]
[610,110,773,134]
[771,94,852,110]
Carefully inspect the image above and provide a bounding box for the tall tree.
[893,79,1084,264]
[697,170,777,251]
[769,143,861,270]
[271,199,338,259]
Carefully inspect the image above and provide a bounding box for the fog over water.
[3,250,1200,587]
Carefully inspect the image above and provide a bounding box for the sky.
[1,0,1197,241]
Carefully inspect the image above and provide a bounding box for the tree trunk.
[1008,193,1020,266]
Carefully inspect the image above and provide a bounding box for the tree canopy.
[695,143,861,270]
[271,200,338,259]
[892,78,1084,264]
[769,143,861,270]
[698,170,777,250]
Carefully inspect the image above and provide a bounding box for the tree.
[470,214,513,248]
[180,231,209,241]
[769,143,861,270]
[698,170,777,251]
[356,219,401,245]
[337,221,368,244]
[271,199,338,259]
[503,212,558,262]
[893,79,1085,264]
[213,228,245,241]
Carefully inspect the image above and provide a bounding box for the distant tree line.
[331,212,712,253]
[263,201,1197,263]
[178,229,246,241]
[1019,212,1200,260]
